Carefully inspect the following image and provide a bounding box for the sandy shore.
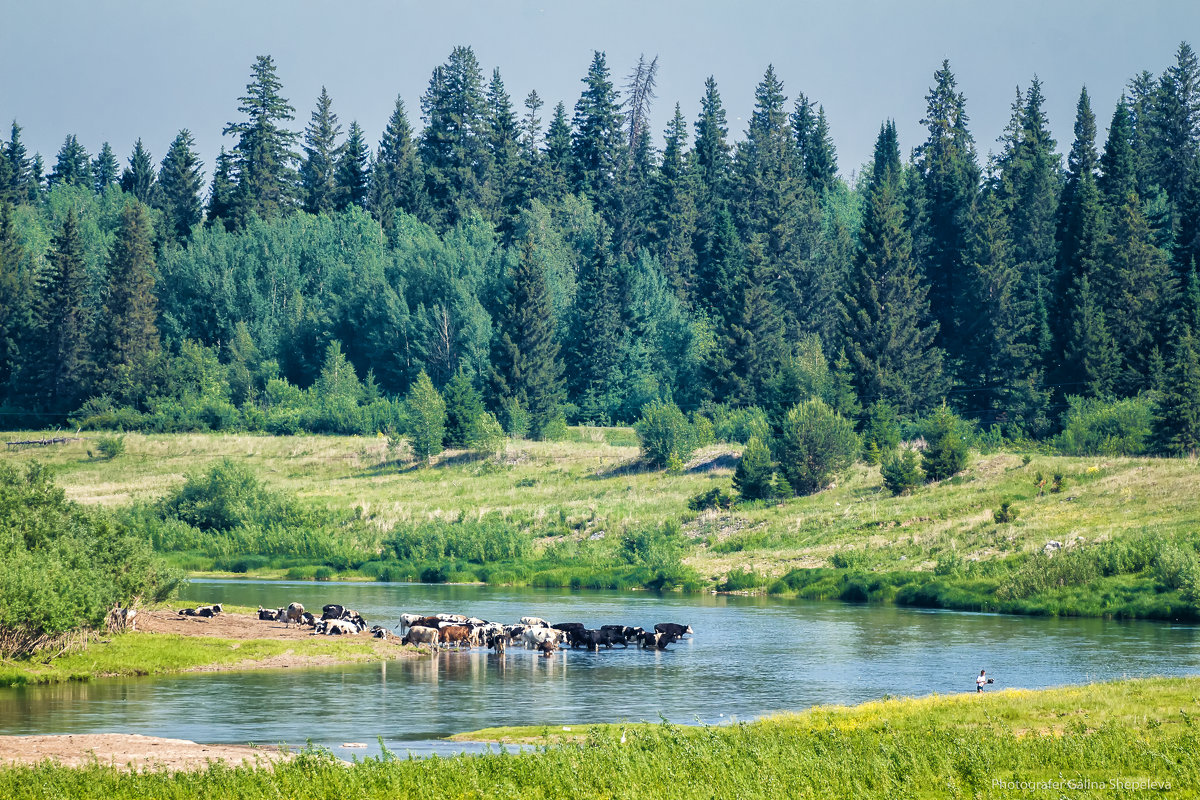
[0,734,290,771]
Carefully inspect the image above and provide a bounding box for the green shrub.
[921,404,969,482]
[880,449,921,496]
[688,487,735,511]
[95,435,126,460]
[159,460,301,532]
[635,400,698,468]
[1056,395,1153,456]
[719,568,768,592]
[467,411,508,458]
[776,398,860,496]
[733,436,776,501]
[993,501,1019,524]
[709,405,771,445]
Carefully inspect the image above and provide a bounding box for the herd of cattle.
[397,613,694,656]
[181,601,695,656]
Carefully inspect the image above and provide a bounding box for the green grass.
[4,430,1200,618]
[0,631,409,688]
[0,677,1196,798]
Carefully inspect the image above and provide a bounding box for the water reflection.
[0,580,1197,757]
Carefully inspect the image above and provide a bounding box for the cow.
[488,633,507,654]
[316,618,359,635]
[401,625,440,648]
[283,602,305,627]
[436,613,468,623]
[398,613,424,633]
[639,631,677,650]
[410,615,443,630]
[257,607,279,621]
[439,625,473,648]
[538,641,558,658]
[301,612,317,627]
[180,604,222,617]
[523,626,566,650]
[654,623,693,638]
[370,625,389,639]
[321,604,345,621]
[553,622,586,636]
[521,616,552,628]
[342,611,367,629]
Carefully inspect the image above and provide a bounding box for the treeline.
[1,45,1200,450]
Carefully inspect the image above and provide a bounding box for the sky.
[1,1,1195,186]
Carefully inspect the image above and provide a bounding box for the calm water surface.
[1,579,1197,757]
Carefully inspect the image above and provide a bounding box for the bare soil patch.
[138,609,322,640]
[0,733,290,771]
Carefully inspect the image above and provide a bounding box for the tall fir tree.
[158,129,204,242]
[29,209,91,411]
[300,87,343,214]
[97,201,160,402]
[571,51,624,214]
[569,228,625,422]
[0,201,29,399]
[1099,99,1138,210]
[5,122,31,203]
[1153,324,1200,455]
[120,138,157,203]
[491,236,565,438]
[1096,192,1175,393]
[1150,42,1200,226]
[48,134,90,189]
[369,95,423,229]
[693,76,732,206]
[914,60,980,370]
[420,47,488,228]
[647,103,699,299]
[543,101,573,200]
[1061,273,1119,397]
[484,67,522,228]
[841,121,945,416]
[1054,87,1104,350]
[513,90,547,207]
[334,120,369,211]
[205,146,237,230]
[91,142,119,193]
[223,54,299,224]
[792,93,838,195]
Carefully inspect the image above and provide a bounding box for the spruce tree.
[514,90,547,206]
[223,54,299,224]
[206,146,237,230]
[91,142,120,193]
[543,101,573,200]
[29,209,91,411]
[914,60,980,367]
[693,77,732,206]
[792,93,838,195]
[1097,193,1175,392]
[484,67,521,227]
[300,87,343,214]
[0,201,29,398]
[120,139,157,203]
[1062,273,1119,397]
[841,122,945,416]
[442,367,485,447]
[420,47,488,228]
[369,96,423,229]
[5,122,31,202]
[491,236,565,438]
[97,201,160,402]
[1099,100,1138,211]
[158,129,204,242]
[1154,324,1200,455]
[571,51,624,215]
[569,229,625,422]
[1150,42,1200,223]
[648,104,699,299]
[48,134,90,188]
[733,435,776,501]
[1054,88,1104,351]
[334,121,369,211]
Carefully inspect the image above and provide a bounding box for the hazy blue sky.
[1,1,1194,185]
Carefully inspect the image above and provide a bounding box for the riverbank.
[0,610,417,688]
[5,430,1199,620]
[0,735,289,772]
[0,677,1194,797]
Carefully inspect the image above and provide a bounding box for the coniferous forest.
[2,44,1200,458]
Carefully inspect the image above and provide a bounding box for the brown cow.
[438,624,472,648]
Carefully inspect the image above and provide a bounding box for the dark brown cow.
[438,624,472,648]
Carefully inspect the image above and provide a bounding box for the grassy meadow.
[0,677,1195,798]
[3,428,1199,618]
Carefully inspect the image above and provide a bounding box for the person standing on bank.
[976,669,988,692]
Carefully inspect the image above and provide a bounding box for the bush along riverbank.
[0,677,1195,797]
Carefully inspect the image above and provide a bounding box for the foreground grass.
[0,677,1196,798]
[0,632,409,688]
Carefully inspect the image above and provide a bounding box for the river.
[1,579,1197,757]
